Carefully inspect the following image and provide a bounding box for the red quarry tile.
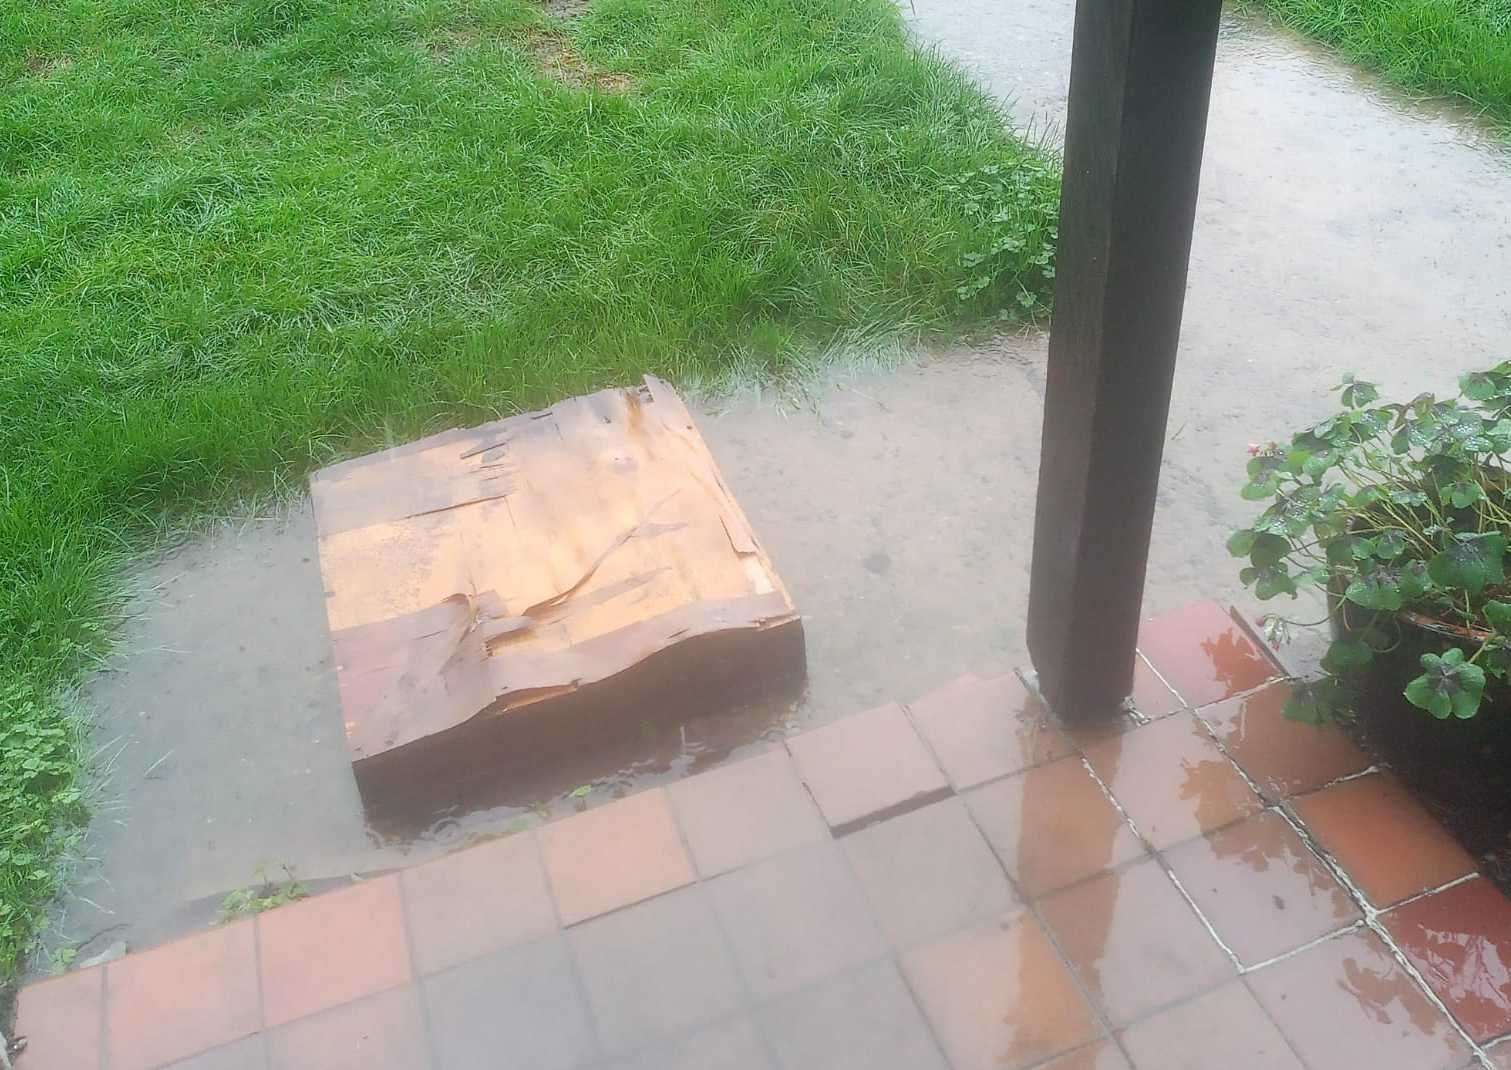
[760,960,949,1070]
[1119,982,1304,1069]
[1038,1043,1132,1070]
[787,703,949,833]
[1247,928,1470,1069]
[107,920,260,1070]
[267,985,430,1070]
[903,916,1101,1070]
[401,832,557,975]
[964,757,1145,899]
[1164,811,1360,966]
[841,797,1018,948]
[1383,877,1511,1043]
[1292,772,1475,907]
[168,1036,267,1068]
[1130,657,1184,720]
[610,1016,774,1070]
[667,748,828,877]
[1138,601,1279,708]
[1056,707,1143,751]
[424,935,597,1070]
[567,885,743,1054]
[708,841,886,999]
[1197,680,1369,800]
[1039,858,1234,1025]
[906,674,1073,790]
[257,876,411,1028]
[1083,713,1261,850]
[539,788,695,926]
[15,966,103,1070]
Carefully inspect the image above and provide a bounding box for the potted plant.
[1231,364,1511,734]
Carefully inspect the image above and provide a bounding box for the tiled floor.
[16,600,1511,1069]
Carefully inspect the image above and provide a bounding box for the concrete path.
[900,2,1511,609]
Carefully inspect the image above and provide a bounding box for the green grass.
[0,0,1058,976]
[1243,0,1511,125]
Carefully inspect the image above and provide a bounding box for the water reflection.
[1340,952,1446,1036]
[363,681,801,850]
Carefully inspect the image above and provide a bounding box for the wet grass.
[1244,0,1511,126]
[0,0,1059,976]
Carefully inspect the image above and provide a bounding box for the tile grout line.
[249,914,271,1069]
[825,708,962,1070]
[1132,649,1181,722]
[1269,799,1492,1067]
[656,784,792,1068]
[98,957,111,1070]
[1035,756,1172,1066]
[946,752,1132,1066]
[1183,689,1488,1064]
[394,864,442,1070]
[539,824,613,1066]
[1235,918,1368,975]
[1073,709,1321,1070]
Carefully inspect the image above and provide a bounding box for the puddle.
[41,0,1511,967]
[45,345,1068,963]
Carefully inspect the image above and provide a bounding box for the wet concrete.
[47,8,1511,961]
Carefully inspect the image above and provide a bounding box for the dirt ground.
[44,9,1511,963]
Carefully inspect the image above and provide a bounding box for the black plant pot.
[1334,600,1511,856]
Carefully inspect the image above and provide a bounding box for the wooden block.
[311,377,804,815]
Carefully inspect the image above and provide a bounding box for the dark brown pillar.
[1027,0,1223,719]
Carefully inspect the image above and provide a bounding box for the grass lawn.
[0,0,1057,976]
[1244,0,1511,125]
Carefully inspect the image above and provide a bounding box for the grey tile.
[709,841,886,999]
[569,885,745,1055]
[761,960,949,1070]
[425,935,598,1070]
[607,1017,775,1070]
[166,1037,268,1070]
[840,797,1018,949]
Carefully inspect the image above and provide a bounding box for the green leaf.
[1227,530,1256,557]
[1325,536,1364,566]
[1373,529,1408,559]
[1246,454,1285,482]
[1301,450,1336,478]
[1461,371,1500,401]
[1344,568,1404,611]
[1254,565,1297,600]
[1341,380,1379,408]
[1249,532,1291,568]
[1321,638,1374,673]
[1283,677,1350,726]
[1442,480,1484,509]
[1485,600,1511,635]
[1387,486,1429,507]
[1241,480,1278,501]
[1405,649,1486,720]
[1405,672,1453,719]
[1427,533,1507,596]
[1397,560,1430,601]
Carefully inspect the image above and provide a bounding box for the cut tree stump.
[311,376,804,815]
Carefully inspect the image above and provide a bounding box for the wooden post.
[1026,0,1223,719]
